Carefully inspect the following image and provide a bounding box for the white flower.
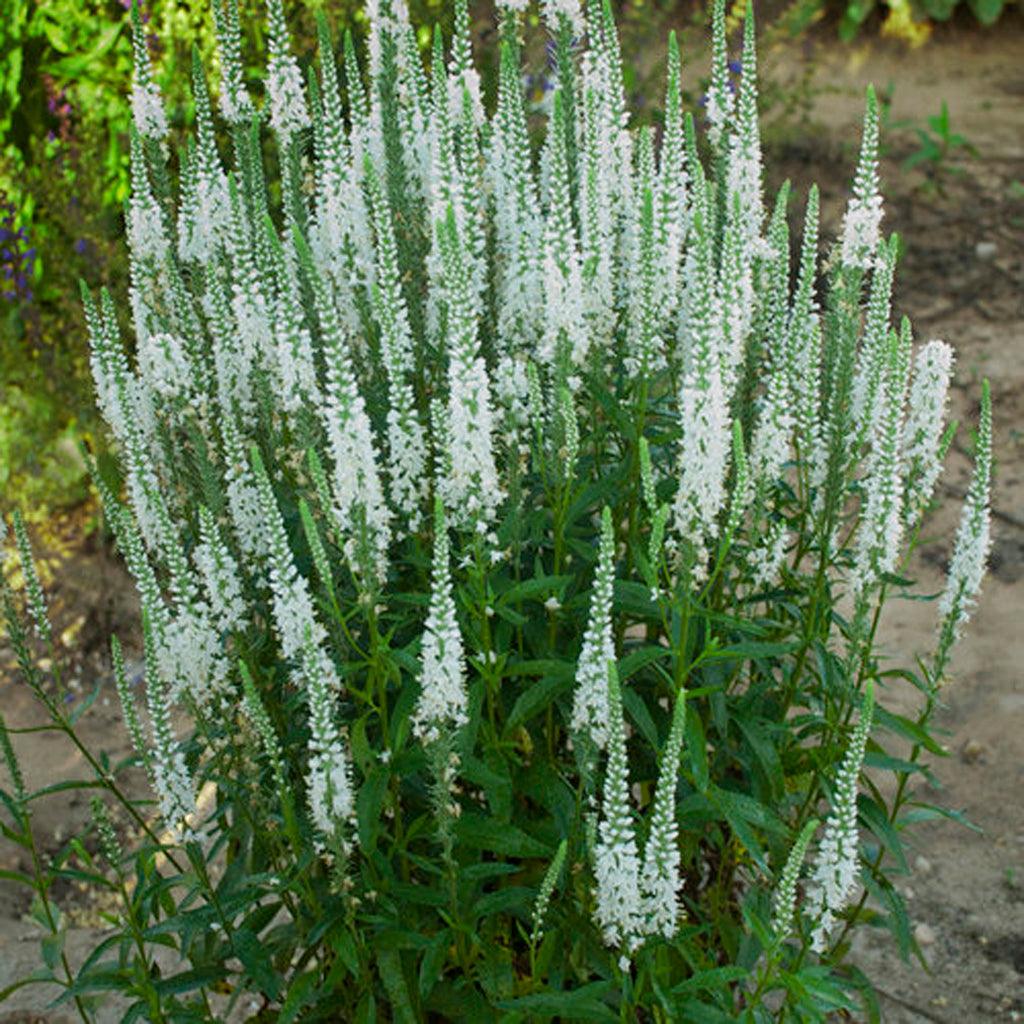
[412,502,468,744]
[672,165,732,571]
[303,244,392,583]
[138,332,191,400]
[705,0,734,150]
[772,817,820,942]
[251,450,325,662]
[266,0,310,137]
[938,380,992,637]
[640,692,687,939]
[542,0,584,34]
[594,666,644,955]
[807,685,874,952]
[10,512,50,642]
[840,87,883,271]
[673,371,731,570]
[301,638,355,839]
[853,326,911,597]
[435,210,502,528]
[902,340,954,527]
[213,0,253,124]
[131,83,168,141]
[127,130,169,267]
[365,162,429,524]
[195,507,246,633]
[571,509,617,749]
[157,605,230,707]
[142,615,196,843]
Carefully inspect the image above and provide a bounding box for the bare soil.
[1,18,1023,1023]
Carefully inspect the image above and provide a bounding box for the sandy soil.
[1,17,1022,1023]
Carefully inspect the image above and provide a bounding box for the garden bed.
[1,13,1022,1022]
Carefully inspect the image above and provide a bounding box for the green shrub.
[0,0,992,1019]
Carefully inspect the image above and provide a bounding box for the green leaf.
[233,927,280,999]
[967,0,1004,23]
[26,779,105,803]
[862,872,915,963]
[0,967,58,1003]
[673,998,738,1024]
[418,930,449,999]
[68,678,104,725]
[735,716,784,801]
[900,801,981,833]
[670,965,749,995]
[495,981,618,1020]
[328,927,360,981]
[0,867,33,885]
[42,20,123,77]
[455,814,552,857]
[40,930,65,970]
[505,666,574,732]
[858,794,908,873]
[919,0,958,18]
[708,787,785,872]
[621,687,659,750]
[613,580,659,619]
[357,764,390,852]
[461,755,512,822]
[154,965,228,997]
[705,640,800,663]
[685,708,709,792]
[618,644,669,681]
[279,970,319,1024]
[377,948,417,1024]
[472,886,533,919]
[499,574,573,605]
[873,705,946,756]
[842,964,883,1024]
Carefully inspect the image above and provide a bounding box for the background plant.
[0,0,994,1021]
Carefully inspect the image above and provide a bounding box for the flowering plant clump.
[0,0,993,1019]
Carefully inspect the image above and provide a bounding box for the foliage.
[899,101,977,193]
[0,0,995,1022]
[830,0,1016,44]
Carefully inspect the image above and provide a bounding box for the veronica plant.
[0,0,993,1019]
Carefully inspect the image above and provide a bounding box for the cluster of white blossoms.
[806,684,875,952]
[571,508,617,749]
[594,668,689,962]
[412,501,469,744]
[938,381,992,650]
[76,0,992,952]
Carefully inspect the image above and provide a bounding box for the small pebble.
[975,241,998,260]
[961,738,990,764]
[915,854,933,875]
[915,922,937,946]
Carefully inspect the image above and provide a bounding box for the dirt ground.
[1,16,1023,1023]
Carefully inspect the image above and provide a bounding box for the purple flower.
[0,192,37,305]
[74,238,88,255]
